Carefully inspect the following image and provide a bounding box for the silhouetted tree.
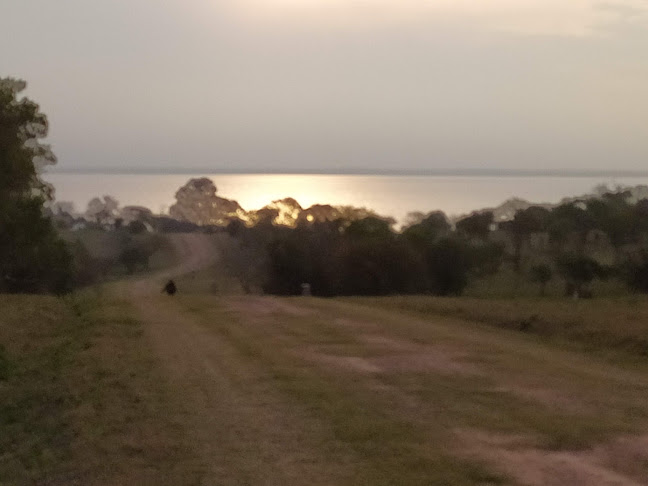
[547,203,595,254]
[85,195,119,226]
[170,178,244,226]
[402,211,451,248]
[635,199,648,233]
[119,246,149,274]
[500,206,550,272]
[586,192,636,248]
[263,236,308,295]
[339,238,423,295]
[127,220,147,234]
[345,216,394,240]
[0,78,72,294]
[456,211,494,240]
[627,263,648,293]
[467,241,505,277]
[556,254,602,298]
[425,238,472,296]
[623,251,648,293]
[117,232,165,275]
[530,263,552,296]
[151,216,202,233]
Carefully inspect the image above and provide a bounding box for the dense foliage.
[222,187,648,298]
[227,215,504,297]
[0,78,72,293]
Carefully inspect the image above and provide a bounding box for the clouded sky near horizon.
[2,0,648,172]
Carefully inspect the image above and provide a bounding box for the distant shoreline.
[47,167,648,178]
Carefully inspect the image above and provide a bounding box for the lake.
[44,172,648,224]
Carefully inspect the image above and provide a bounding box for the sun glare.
[226,0,646,36]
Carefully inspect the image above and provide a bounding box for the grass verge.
[344,295,648,359]
[0,290,198,486]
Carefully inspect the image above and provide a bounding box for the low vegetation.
[61,229,177,286]
[0,291,197,485]
[345,294,648,358]
[178,293,648,484]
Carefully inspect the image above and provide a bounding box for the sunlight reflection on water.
[44,173,648,224]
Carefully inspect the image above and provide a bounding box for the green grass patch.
[344,295,648,359]
[464,264,629,299]
[0,291,198,485]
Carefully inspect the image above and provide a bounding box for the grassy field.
[4,264,648,484]
[463,265,631,299]
[0,291,198,486]
[174,293,648,484]
[345,295,648,359]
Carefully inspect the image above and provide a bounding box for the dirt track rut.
[128,234,353,485]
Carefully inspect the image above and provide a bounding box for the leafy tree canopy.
[0,78,71,293]
[0,78,55,198]
[456,211,493,240]
[402,211,451,247]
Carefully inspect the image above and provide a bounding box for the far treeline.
[221,191,648,298]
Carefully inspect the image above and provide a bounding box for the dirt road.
[129,234,356,485]
[127,234,648,485]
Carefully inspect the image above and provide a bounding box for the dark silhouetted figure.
[163,279,177,296]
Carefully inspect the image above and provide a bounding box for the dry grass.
[344,294,648,359]
[183,296,510,484]
[134,292,361,485]
[464,265,630,299]
[6,261,648,484]
[179,294,648,484]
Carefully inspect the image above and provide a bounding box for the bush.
[120,246,150,274]
[624,254,648,293]
[263,237,308,295]
[425,238,472,296]
[253,216,504,297]
[530,263,553,296]
[556,254,603,297]
[339,239,424,296]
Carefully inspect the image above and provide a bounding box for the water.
[44,172,648,224]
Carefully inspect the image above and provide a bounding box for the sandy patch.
[360,334,477,375]
[589,435,648,483]
[299,346,475,376]
[494,385,594,414]
[373,351,476,375]
[333,317,376,332]
[360,334,414,351]
[299,351,382,374]
[455,429,648,486]
[229,296,313,318]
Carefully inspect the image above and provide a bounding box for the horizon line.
[47,167,648,178]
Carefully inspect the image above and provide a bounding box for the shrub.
[530,263,553,296]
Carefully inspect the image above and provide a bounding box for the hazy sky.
[2,0,648,173]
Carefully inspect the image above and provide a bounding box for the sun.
[239,0,348,11]
[219,0,645,36]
